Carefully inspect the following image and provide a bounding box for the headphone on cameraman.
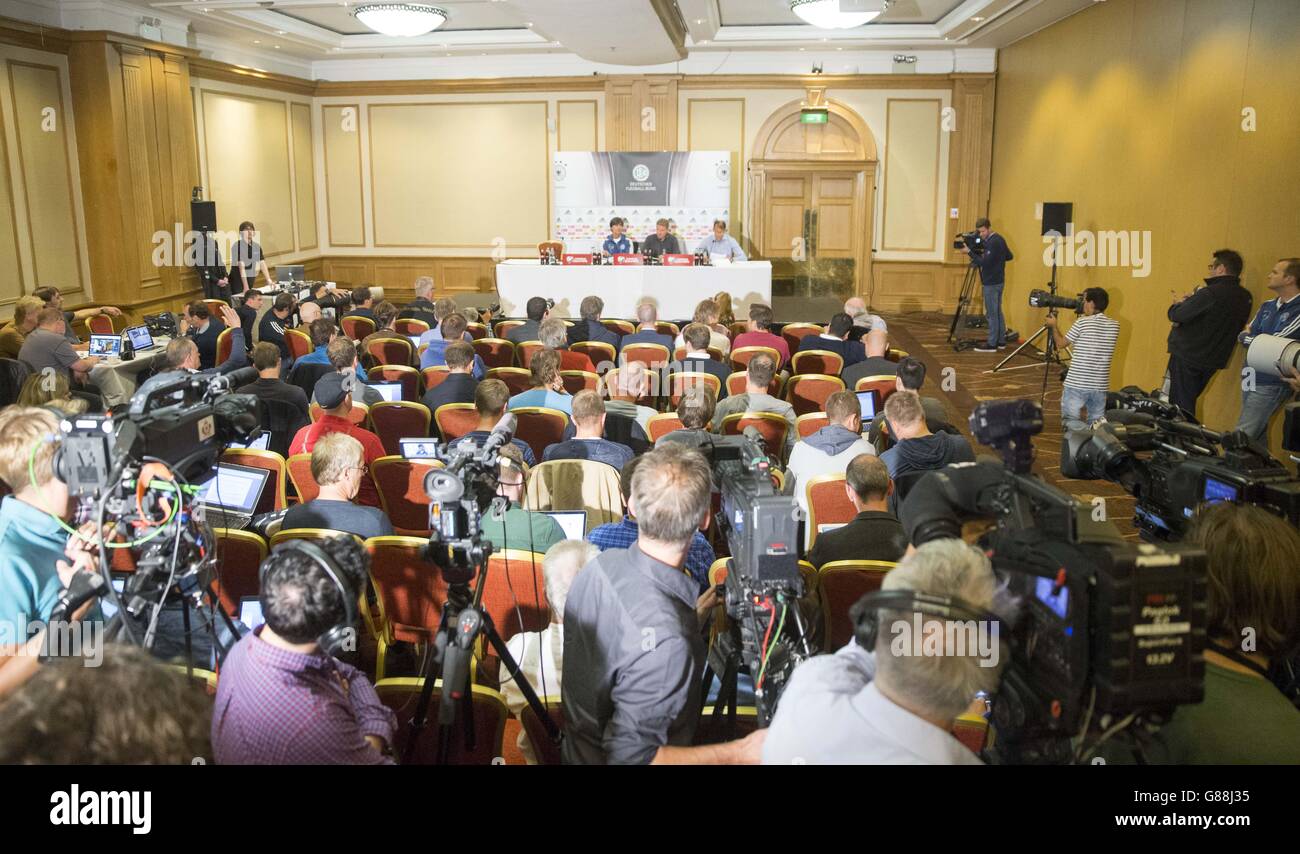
[260,539,357,657]
[849,589,1003,651]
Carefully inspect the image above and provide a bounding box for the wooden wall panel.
[557,99,598,151]
[605,77,678,151]
[322,104,365,247]
[319,256,496,303]
[291,102,318,251]
[0,114,20,307]
[881,99,941,252]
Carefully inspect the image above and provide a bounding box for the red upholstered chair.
[494,320,525,339]
[309,401,370,426]
[367,338,413,369]
[473,338,516,370]
[370,364,420,401]
[215,327,235,368]
[729,345,781,372]
[512,407,568,462]
[87,314,116,336]
[854,375,898,411]
[646,413,685,442]
[433,403,479,442]
[654,321,680,338]
[781,322,823,354]
[796,411,830,439]
[516,341,544,369]
[422,366,451,392]
[375,678,508,765]
[621,342,671,372]
[285,328,313,361]
[393,318,429,337]
[372,457,441,535]
[600,319,635,337]
[667,371,721,407]
[341,316,375,340]
[785,374,845,417]
[487,366,533,397]
[726,370,784,398]
[805,474,857,547]
[571,340,615,369]
[367,536,450,679]
[720,412,788,462]
[286,453,320,504]
[219,449,287,513]
[368,401,432,456]
[819,561,898,650]
[211,528,268,617]
[559,370,600,395]
[791,349,844,377]
[465,321,489,340]
[479,549,551,642]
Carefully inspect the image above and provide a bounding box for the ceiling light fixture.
[790,0,888,29]
[353,3,448,37]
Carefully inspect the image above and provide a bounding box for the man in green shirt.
[477,445,565,555]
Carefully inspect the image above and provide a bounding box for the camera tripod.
[990,254,1070,404]
[947,264,986,348]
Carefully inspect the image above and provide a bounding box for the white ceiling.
[5,0,1104,78]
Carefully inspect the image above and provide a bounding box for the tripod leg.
[992,325,1049,372]
[480,614,562,745]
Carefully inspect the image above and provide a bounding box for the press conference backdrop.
[552,151,731,253]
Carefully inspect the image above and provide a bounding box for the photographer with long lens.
[1235,257,1300,440]
[1043,287,1119,431]
[1165,248,1253,417]
[959,218,1014,353]
[763,539,1005,765]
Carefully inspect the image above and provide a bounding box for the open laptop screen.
[88,335,121,356]
[856,390,878,423]
[125,325,155,351]
[369,382,403,403]
[399,439,440,460]
[543,510,587,541]
[196,463,271,514]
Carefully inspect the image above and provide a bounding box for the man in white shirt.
[1044,287,1119,432]
[499,539,598,764]
[763,539,1004,764]
[784,389,875,547]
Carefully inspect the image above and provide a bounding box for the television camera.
[953,230,984,258]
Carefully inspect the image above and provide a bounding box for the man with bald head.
[618,301,674,355]
[843,297,886,342]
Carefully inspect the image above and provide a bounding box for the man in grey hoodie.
[785,390,877,547]
[879,390,974,479]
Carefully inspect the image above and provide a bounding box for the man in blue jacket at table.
[602,217,631,256]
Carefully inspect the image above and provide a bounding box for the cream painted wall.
[989,0,1300,443]
[0,44,91,309]
[881,99,942,252]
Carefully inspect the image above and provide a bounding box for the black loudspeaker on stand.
[191,200,217,233]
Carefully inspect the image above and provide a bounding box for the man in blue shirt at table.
[602,217,631,256]
[696,219,747,261]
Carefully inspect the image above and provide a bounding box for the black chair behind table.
[258,397,310,458]
[287,361,334,402]
[0,358,31,408]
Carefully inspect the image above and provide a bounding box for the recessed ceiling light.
[276,29,286,34]
[253,39,260,44]
[274,44,281,49]
[525,22,533,27]
[700,39,708,44]
[970,16,984,22]
[695,19,703,24]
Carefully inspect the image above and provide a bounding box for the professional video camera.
[142,311,178,338]
[705,430,815,726]
[901,398,1207,764]
[954,230,984,257]
[1028,288,1084,314]
[1062,388,1300,541]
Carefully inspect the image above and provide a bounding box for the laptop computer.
[276,264,305,283]
[88,334,121,357]
[543,510,587,541]
[226,432,271,451]
[125,325,156,352]
[196,462,271,531]
[238,596,264,631]
[399,438,441,460]
[856,390,879,425]
[370,382,403,402]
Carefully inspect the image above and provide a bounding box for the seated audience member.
[841,329,897,389]
[0,645,213,763]
[507,296,551,346]
[314,337,382,407]
[673,299,731,357]
[605,360,658,434]
[238,342,312,429]
[237,290,263,345]
[33,286,121,344]
[618,301,675,355]
[0,295,44,360]
[180,300,228,370]
[420,312,486,378]
[731,303,789,370]
[291,372,385,507]
[422,340,478,412]
[399,276,440,328]
[212,535,397,764]
[163,307,248,374]
[785,389,876,519]
[360,301,414,367]
[18,307,101,381]
[1104,503,1300,764]
[879,391,974,479]
[16,371,88,416]
[344,286,376,322]
[866,355,951,445]
[674,322,731,397]
[543,390,634,469]
[764,539,1004,764]
[566,295,621,352]
[451,378,538,466]
[713,291,736,331]
[804,454,907,568]
[477,445,565,553]
[710,353,797,457]
[295,318,339,367]
[539,317,596,373]
[417,298,472,347]
[564,444,762,764]
[282,433,394,540]
[508,349,572,418]
[796,312,865,369]
[297,301,323,330]
[657,386,717,448]
[501,540,598,764]
[587,454,715,592]
[259,292,297,362]
[843,296,886,342]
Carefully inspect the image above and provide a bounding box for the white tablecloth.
[85,337,173,408]
[494,260,772,320]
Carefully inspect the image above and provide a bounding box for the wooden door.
[765,170,860,300]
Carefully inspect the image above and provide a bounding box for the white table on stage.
[85,338,173,409]
[494,260,772,320]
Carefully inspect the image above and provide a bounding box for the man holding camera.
[1235,257,1300,441]
[962,218,1014,353]
[1165,248,1253,418]
[1044,287,1120,431]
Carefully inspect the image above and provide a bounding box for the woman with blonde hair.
[712,291,735,333]
[674,298,731,357]
[16,371,87,415]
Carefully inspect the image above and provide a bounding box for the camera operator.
[960,218,1014,353]
[212,535,397,764]
[1043,287,1119,431]
[562,444,764,764]
[763,540,1004,764]
[1165,248,1253,417]
[1104,502,1300,764]
[1235,257,1300,440]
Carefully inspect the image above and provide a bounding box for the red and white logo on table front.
[662,254,693,266]
[561,254,593,265]
[613,254,644,266]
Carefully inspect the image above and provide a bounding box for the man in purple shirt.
[212,536,397,764]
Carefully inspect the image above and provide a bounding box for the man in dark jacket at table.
[1166,248,1254,418]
